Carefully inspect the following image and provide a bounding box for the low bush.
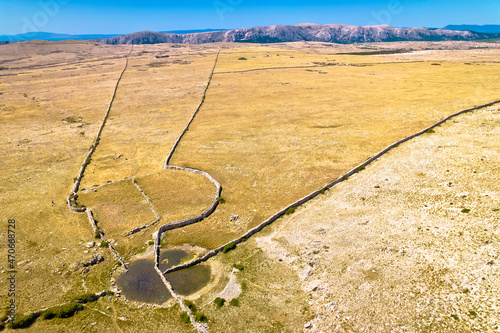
[426,128,436,134]
[285,207,297,215]
[180,311,190,323]
[238,57,247,60]
[72,293,97,304]
[10,312,39,329]
[99,241,109,248]
[184,300,196,313]
[194,313,208,323]
[214,297,225,308]
[229,299,239,306]
[233,264,244,271]
[217,197,226,204]
[222,242,236,253]
[41,303,83,320]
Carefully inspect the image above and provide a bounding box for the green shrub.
[184,300,196,313]
[229,299,239,306]
[148,240,154,246]
[194,313,208,323]
[217,197,226,204]
[10,312,39,328]
[238,57,247,60]
[285,207,297,215]
[426,128,436,134]
[320,187,329,194]
[180,311,190,323]
[214,297,225,308]
[461,208,471,213]
[41,303,83,320]
[99,241,109,248]
[222,242,236,254]
[233,264,244,271]
[356,166,366,172]
[72,293,97,304]
[94,229,101,239]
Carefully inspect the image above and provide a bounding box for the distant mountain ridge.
[0,29,229,42]
[443,25,500,34]
[92,23,498,45]
[2,24,498,44]
[0,32,122,42]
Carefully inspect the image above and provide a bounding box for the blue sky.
[0,0,499,35]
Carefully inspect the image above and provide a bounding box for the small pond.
[116,250,211,304]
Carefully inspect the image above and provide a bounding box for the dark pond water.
[116,250,211,304]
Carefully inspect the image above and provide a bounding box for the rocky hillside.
[93,23,496,45]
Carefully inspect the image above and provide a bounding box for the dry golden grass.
[78,180,155,237]
[79,49,220,188]
[136,169,215,223]
[0,42,133,316]
[166,47,500,249]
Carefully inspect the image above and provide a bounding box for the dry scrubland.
[0,39,499,332]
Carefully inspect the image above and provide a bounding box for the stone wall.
[163,99,500,274]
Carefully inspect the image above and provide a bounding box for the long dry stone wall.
[152,50,222,333]
[163,99,500,274]
[66,47,133,270]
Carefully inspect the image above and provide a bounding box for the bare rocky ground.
[255,107,500,332]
